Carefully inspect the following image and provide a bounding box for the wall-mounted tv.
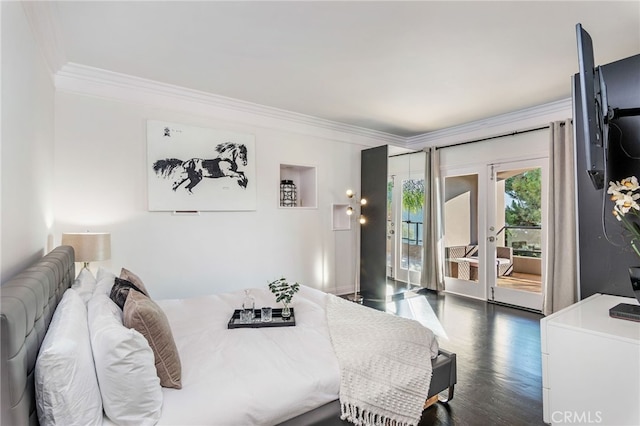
[576,23,609,190]
[576,23,640,190]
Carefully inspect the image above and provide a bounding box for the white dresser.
[541,293,640,425]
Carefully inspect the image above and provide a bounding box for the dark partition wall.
[575,54,640,299]
[360,145,388,301]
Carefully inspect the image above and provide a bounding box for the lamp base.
[347,293,364,304]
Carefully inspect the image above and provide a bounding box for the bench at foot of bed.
[427,347,456,404]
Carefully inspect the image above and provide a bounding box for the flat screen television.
[576,23,640,190]
[576,23,609,190]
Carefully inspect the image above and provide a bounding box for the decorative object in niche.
[279,164,317,208]
[147,120,256,211]
[280,180,297,207]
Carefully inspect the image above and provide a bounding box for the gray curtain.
[544,119,578,315]
[421,147,445,291]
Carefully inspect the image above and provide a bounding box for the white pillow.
[35,288,102,426]
[71,268,97,303]
[88,293,162,425]
[96,266,113,282]
[94,268,116,297]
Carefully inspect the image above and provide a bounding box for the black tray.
[227,308,296,329]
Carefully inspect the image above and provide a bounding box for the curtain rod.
[433,124,554,151]
[390,119,571,154]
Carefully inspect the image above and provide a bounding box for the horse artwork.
[147,120,256,211]
[153,142,249,193]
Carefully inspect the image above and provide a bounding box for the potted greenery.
[268,277,300,319]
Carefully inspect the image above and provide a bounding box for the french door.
[443,159,546,311]
[387,152,425,286]
[388,174,424,285]
[488,159,545,311]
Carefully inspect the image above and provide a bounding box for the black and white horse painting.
[153,142,248,193]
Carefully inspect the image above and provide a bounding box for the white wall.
[444,191,472,247]
[1,2,55,282]
[53,91,373,299]
[6,0,574,296]
[49,72,570,300]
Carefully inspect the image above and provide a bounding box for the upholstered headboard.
[0,246,75,426]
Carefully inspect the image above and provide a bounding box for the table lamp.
[61,232,111,269]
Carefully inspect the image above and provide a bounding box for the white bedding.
[105,285,340,426]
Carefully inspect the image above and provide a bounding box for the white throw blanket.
[326,295,439,426]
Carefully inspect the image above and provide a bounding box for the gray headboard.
[0,246,75,426]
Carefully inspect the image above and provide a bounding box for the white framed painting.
[147,120,256,211]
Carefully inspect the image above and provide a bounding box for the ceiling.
[49,1,640,137]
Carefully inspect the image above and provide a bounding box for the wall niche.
[279,164,317,208]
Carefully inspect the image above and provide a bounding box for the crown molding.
[55,63,405,146]
[21,1,67,75]
[405,98,572,149]
[25,1,571,149]
[53,64,571,149]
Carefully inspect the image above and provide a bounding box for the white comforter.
[143,286,340,426]
[102,286,440,426]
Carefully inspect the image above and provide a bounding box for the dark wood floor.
[282,287,546,426]
[371,287,546,426]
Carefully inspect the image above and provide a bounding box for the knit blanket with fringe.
[326,295,439,426]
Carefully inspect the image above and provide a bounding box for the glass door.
[442,167,487,300]
[487,159,546,311]
[398,176,424,284]
[387,152,425,287]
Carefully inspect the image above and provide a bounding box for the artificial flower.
[608,176,640,257]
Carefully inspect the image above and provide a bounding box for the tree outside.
[504,169,542,257]
[403,179,424,214]
[505,169,541,226]
[387,179,425,218]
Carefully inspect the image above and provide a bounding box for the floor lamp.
[346,189,366,303]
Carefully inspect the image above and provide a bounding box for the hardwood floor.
[497,272,542,293]
[371,288,546,426]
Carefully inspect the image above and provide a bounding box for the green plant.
[267,278,300,304]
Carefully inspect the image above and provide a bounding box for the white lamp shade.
[61,233,111,263]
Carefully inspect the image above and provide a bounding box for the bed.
[0,246,456,426]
